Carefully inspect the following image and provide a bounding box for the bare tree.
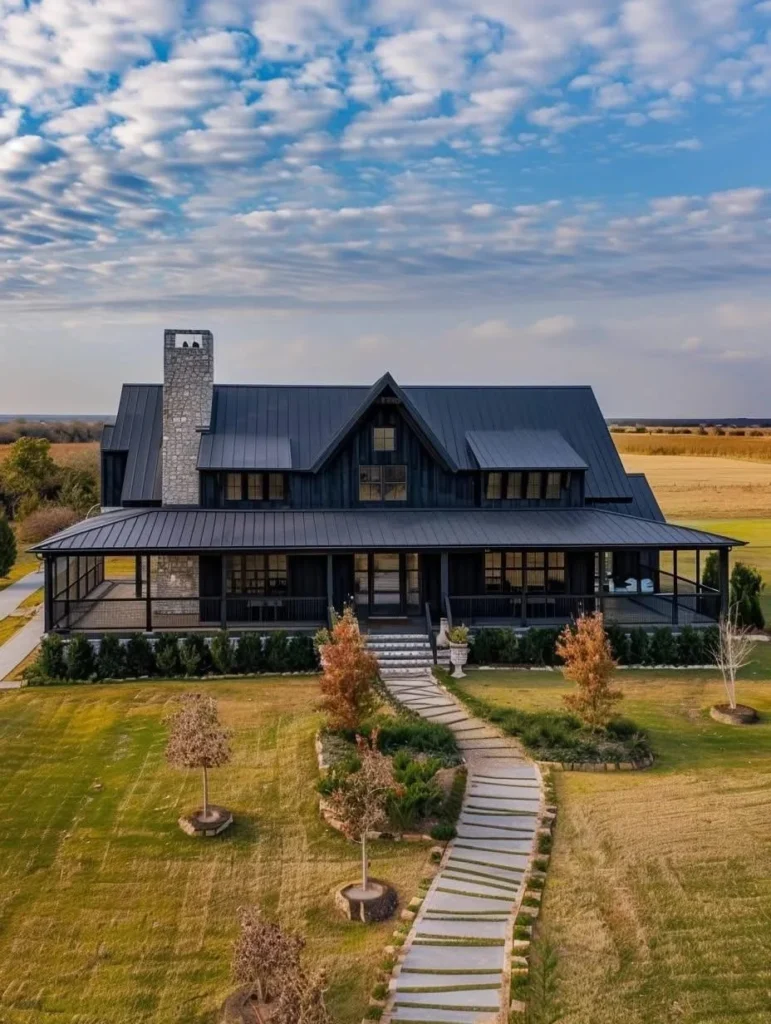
[232,907,304,1005]
[273,969,334,1024]
[327,731,395,891]
[712,605,755,710]
[166,693,231,821]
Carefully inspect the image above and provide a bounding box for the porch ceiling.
[32,507,743,555]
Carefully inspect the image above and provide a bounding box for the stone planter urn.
[449,642,469,679]
[436,617,450,648]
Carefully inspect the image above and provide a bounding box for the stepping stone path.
[376,660,542,1024]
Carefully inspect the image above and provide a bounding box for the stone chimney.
[162,329,214,506]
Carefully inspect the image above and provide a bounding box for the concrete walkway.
[380,669,542,1024]
[0,607,44,685]
[0,568,43,619]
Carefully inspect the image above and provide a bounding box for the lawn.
[458,652,771,1024]
[0,679,431,1024]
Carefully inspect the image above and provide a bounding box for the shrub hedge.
[468,624,719,667]
[26,630,319,684]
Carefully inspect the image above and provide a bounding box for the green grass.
[457,659,771,1023]
[0,679,431,1024]
[678,518,771,624]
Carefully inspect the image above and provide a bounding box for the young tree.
[0,515,17,578]
[1,437,58,515]
[712,605,755,710]
[327,732,395,891]
[556,613,622,729]
[318,606,378,730]
[232,907,304,1005]
[166,693,231,821]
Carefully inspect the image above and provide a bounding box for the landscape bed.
[455,655,771,1024]
[0,678,431,1024]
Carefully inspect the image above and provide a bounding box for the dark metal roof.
[183,381,633,499]
[465,429,587,471]
[592,474,665,523]
[33,507,741,554]
[103,384,163,503]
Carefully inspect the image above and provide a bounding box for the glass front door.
[354,553,421,617]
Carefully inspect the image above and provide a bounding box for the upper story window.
[373,426,396,451]
[359,464,407,502]
[484,470,571,502]
[225,472,286,504]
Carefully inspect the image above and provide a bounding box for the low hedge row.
[26,630,319,684]
[469,624,719,667]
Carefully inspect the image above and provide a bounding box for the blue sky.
[1,0,770,415]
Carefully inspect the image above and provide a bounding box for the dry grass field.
[0,439,99,467]
[621,453,771,519]
[0,679,431,1024]
[613,432,771,462]
[460,651,771,1024]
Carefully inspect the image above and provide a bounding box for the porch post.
[719,548,730,617]
[440,552,449,605]
[220,555,228,630]
[135,555,143,599]
[598,549,605,615]
[326,554,334,615]
[521,552,528,627]
[44,556,54,633]
[145,554,152,632]
[672,549,679,625]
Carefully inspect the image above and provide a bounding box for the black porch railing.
[448,590,721,628]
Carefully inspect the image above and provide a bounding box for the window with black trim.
[483,470,568,503]
[226,472,242,501]
[526,472,543,499]
[484,551,565,593]
[373,426,396,451]
[247,473,263,500]
[224,472,287,504]
[506,472,523,499]
[545,472,561,500]
[226,554,288,594]
[486,472,502,500]
[268,473,284,501]
[359,465,407,502]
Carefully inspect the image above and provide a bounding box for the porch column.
[326,555,334,616]
[672,550,679,625]
[440,551,449,606]
[145,554,152,632]
[220,556,228,630]
[719,548,730,617]
[521,556,528,627]
[44,556,54,633]
[598,549,605,615]
[135,555,143,599]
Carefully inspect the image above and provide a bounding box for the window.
[226,473,242,501]
[268,473,284,501]
[247,473,263,500]
[359,465,382,501]
[359,465,407,502]
[227,554,287,595]
[373,426,396,451]
[505,551,523,591]
[545,472,561,500]
[506,472,523,500]
[526,551,545,590]
[526,472,543,499]
[486,472,503,500]
[384,465,407,501]
[484,551,502,591]
[547,551,566,592]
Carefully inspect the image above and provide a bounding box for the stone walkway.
[380,669,542,1024]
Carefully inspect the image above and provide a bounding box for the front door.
[354,552,422,618]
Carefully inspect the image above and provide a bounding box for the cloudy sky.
[1,0,770,415]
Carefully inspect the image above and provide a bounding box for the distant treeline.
[0,419,105,445]
[608,418,771,428]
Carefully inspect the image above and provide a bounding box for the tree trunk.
[202,765,209,820]
[361,833,369,892]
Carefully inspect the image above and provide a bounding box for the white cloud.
[530,315,577,338]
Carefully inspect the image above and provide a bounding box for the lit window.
[547,551,566,592]
[505,551,523,591]
[268,473,285,501]
[359,465,382,501]
[526,551,546,590]
[526,472,543,499]
[267,554,288,592]
[506,472,523,499]
[247,473,263,500]
[384,465,407,501]
[226,473,242,501]
[486,472,502,500]
[545,472,561,500]
[373,426,396,451]
[484,551,502,592]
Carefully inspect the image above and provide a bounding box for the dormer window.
[359,464,407,502]
[485,472,502,500]
[373,426,396,451]
[224,471,287,504]
[506,472,523,500]
[484,469,570,502]
[526,472,542,499]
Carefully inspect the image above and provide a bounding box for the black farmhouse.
[34,329,739,637]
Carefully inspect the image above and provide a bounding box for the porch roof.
[33,507,741,555]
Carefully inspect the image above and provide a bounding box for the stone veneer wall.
[152,555,200,615]
[161,328,213,506]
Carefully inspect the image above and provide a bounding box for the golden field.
[613,431,771,462]
[0,440,99,467]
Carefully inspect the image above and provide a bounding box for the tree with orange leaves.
[318,606,379,730]
[556,612,622,729]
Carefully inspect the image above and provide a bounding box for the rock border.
[178,805,233,837]
[537,754,654,772]
[336,880,398,923]
[710,703,759,725]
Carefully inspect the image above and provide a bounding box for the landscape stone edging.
[536,755,654,772]
[472,663,719,672]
